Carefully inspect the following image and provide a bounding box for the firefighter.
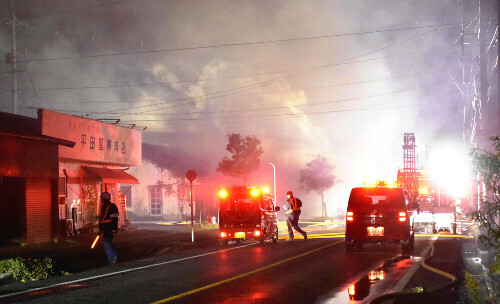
[99,191,119,265]
[284,191,307,241]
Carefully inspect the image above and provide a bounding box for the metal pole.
[190,181,194,242]
[10,0,18,114]
[268,162,276,204]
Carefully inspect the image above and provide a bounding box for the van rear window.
[348,187,406,209]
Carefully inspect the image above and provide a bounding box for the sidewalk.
[0,226,220,275]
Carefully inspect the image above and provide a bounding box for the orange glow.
[220,231,227,238]
[418,187,429,195]
[348,284,356,296]
[250,188,260,197]
[363,180,397,187]
[368,270,385,281]
[346,211,354,221]
[262,187,270,194]
[90,235,100,249]
[218,189,229,199]
[254,230,262,237]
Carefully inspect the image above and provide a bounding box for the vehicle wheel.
[224,239,229,245]
[346,242,355,252]
[402,236,414,254]
[259,230,266,244]
[235,238,241,244]
[354,241,363,252]
[402,243,411,254]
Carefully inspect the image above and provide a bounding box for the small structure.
[0,111,74,244]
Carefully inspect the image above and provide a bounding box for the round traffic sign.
[186,170,197,182]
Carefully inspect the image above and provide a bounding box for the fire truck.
[218,186,280,244]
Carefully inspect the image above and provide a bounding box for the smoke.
[0,0,464,216]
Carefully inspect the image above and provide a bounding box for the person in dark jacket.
[283,191,307,241]
[98,191,119,265]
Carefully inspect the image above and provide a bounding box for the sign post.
[186,170,197,243]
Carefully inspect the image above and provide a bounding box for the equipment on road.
[218,186,280,244]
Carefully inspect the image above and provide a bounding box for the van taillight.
[399,212,406,222]
[348,284,356,297]
[347,211,354,221]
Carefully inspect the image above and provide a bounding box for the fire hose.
[368,243,457,304]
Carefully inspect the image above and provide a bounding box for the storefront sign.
[40,109,141,166]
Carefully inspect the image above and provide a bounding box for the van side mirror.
[274,206,280,212]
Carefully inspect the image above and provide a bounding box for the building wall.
[127,160,189,221]
[0,135,59,178]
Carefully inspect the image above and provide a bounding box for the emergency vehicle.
[218,186,280,244]
[345,181,416,253]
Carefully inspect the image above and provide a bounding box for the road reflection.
[317,255,418,303]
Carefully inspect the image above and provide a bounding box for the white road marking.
[0,243,255,300]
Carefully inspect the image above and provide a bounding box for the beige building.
[40,109,142,233]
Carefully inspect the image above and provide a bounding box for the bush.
[467,135,500,303]
[0,257,57,282]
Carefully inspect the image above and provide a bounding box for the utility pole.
[10,0,18,114]
[498,0,500,130]
[479,0,488,142]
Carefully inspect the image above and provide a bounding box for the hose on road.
[368,243,457,304]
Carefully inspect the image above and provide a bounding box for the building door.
[0,177,24,244]
[26,178,52,244]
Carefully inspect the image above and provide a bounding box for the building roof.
[142,143,208,177]
[0,111,75,147]
[83,166,139,184]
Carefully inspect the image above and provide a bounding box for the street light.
[268,162,276,205]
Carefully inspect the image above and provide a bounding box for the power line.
[44,84,433,120]
[33,74,416,105]
[17,22,460,63]
[134,101,440,131]
[86,28,441,118]
[13,53,414,92]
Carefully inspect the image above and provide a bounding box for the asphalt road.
[0,225,466,304]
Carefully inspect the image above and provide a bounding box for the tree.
[216,133,264,185]
[159,169,190,220]
[468,135,500,303]
[299,156,336,217]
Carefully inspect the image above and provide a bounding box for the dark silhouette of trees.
[299,156,336,217]
[217,133,263,185]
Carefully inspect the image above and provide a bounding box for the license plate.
[235,232,245,238]
[367,226,384,236]
[368,270,385,281]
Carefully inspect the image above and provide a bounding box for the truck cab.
[218,186,280,244]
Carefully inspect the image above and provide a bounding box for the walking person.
[99,191,119,265]
[284,191,307,241]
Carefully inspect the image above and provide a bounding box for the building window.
[150,186,162,216]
